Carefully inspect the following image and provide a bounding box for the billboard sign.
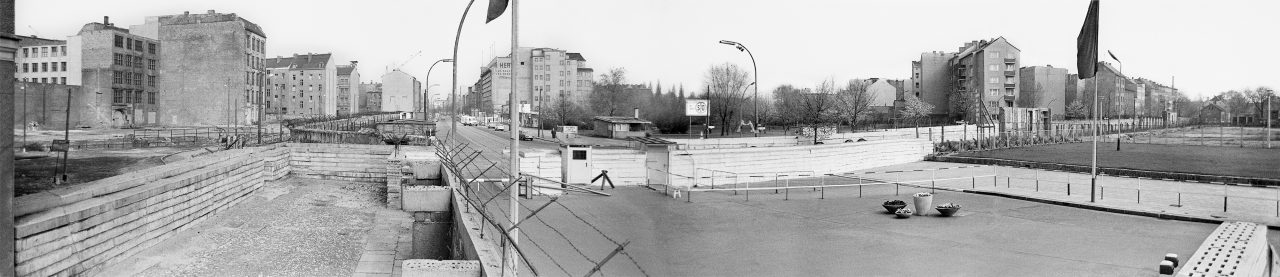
[685,99,709,116]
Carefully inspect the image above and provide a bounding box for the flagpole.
[507,0,521,275]
[1091,76,1098,203]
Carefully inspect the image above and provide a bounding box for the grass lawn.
[956,142,1280,179]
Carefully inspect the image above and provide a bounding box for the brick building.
[71,19,160,127]
[133,10,266,126]
[265,53,337,117]
[336,61,360,115]
[360,82,383,112]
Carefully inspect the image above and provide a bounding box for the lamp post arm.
[451,0,479,140]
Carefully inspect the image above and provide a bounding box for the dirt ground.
[13,146,202,196]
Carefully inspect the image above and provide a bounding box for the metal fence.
[434,136,651,276]
[994,168,1280,218]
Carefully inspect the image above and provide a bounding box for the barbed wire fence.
[435,136,650,276]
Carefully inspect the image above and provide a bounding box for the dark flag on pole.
[1107,50,1119,63]
[486,0,510,23]
[1077,0,1100,79]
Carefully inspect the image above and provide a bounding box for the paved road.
[501,185,1215,276]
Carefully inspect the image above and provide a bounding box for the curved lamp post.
[424,59,452,119]
[719,40,759,136]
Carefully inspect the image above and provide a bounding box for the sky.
[16,0,1280,100]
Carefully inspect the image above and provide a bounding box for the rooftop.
[15,35,65,47]
[593,116,652,124]
[265,53,333,70]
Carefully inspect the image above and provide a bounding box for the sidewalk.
[861,161,1280,227]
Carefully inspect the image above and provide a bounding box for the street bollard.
[971,176,976,189]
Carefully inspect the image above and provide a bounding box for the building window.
[60,77,66,85]
[40,77,47,83]
[60,62,66,72]
[134,90,142,103]
[988,64,997,71]
[148,75,156,87]
[148,59,155,70]
[113,53,122,66]
[113,71,122,84]
[113,88,123,103]
[51,46,58,56]
[40,47,47,57]
[126,38,133,50]
[114,35,123,47]
[41,62,47,72]
[60,46,66,56]
[50,62,57,72]
[135,72,143,86]
[21,63,27,72]
[148,92,156,104]
[148,43,156,54]
[21,48,27,58]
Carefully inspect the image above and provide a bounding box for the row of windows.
[246,54,265,70]
[114,53,154,69]
[112,71,155,87]
[19,77,67,85]
[245,34,264,53]
[985,51,1017,59]
[112,88,156,104]
[986,64,1016,71]
[114,35,156,54]
[20,62,68,73]
[21,46,67,58]
[986,77,1016,84]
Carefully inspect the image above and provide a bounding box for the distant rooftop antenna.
[26,25,39,37]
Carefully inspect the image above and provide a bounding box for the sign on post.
[685,99,709,116]
[51,140,69,152]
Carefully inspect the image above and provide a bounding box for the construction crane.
[392,50,423,72]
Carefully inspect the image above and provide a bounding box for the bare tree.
[544,95,586,127]
[834,79,876,132]
[900,94,935,127]
[589,67,630,116]
[704,63,751,136]
[1245,87,1275,122]
[1065,98,1088,119]
[773,84,838,144]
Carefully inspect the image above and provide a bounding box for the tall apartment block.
[264,53,337,117]
[911,37,1020,121]
[336,61,360,115]
[133,10,266,126]
[472,47,594,121]
[15,35,76,85]
[69,18,161,127]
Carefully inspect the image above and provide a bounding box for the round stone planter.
[883,203,907,213]
[936,207,960,217]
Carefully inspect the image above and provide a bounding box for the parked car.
[494,124,507,131]
[519,131,533,141]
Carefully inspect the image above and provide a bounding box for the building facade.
[264,53,337,117]
[70,19,161,127]
[336,61,360,115]
[1017,65,1068,115]
[134,10,266,126]
[15,35,77,85]
[381,70,420,112]
[1077,61,1127,118]
[912,37,1020,121]
[359,82,381,112]
[473,47,594,119]
[910,51,956,116]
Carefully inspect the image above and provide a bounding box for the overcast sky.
[16,0,1280,100]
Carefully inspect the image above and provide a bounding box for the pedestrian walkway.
[858,161,1280,227]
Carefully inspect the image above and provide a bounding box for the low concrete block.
[402,186,451,212]
[401,259,481,277]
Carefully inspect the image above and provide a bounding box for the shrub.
[22,142,44,152]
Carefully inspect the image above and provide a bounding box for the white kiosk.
[561,141,593,185]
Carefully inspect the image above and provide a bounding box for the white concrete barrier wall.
[667,139,932,189]
[590,148,648,186]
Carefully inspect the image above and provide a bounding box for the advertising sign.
[685,99,709,116]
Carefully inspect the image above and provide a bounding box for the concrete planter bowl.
[936,203,962,217]
[883,200,907,213]
[895,208,914,219]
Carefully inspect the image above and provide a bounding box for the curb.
[955,189,1279,228]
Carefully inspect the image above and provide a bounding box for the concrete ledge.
[931,155,1280,186]
[401,259,481,277]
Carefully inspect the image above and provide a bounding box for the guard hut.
[629,137,677,190]
[560,139,594,185]
[591,116,652,139]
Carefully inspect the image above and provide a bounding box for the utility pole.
[58,88,70,184]
[507,0,522,274]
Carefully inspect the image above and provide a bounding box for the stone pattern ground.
[13,146,200,196]
[955,142,1280,179]
[99,178,391,277]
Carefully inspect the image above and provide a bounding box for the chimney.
[183,11,190,16]
[351,61,358,67]
[103,16,109,25]
[633,108,639,118]
[207,10,216,14]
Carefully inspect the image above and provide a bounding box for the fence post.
[971,176,975,189]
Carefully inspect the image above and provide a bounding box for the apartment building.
[15,35,77,85]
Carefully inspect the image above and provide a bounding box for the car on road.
[519,131,533,141]
[494,125,506,131]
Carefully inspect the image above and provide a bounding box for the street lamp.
[425,58,453,120]
[719,39,759,137]
[1108,50,1123,151]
